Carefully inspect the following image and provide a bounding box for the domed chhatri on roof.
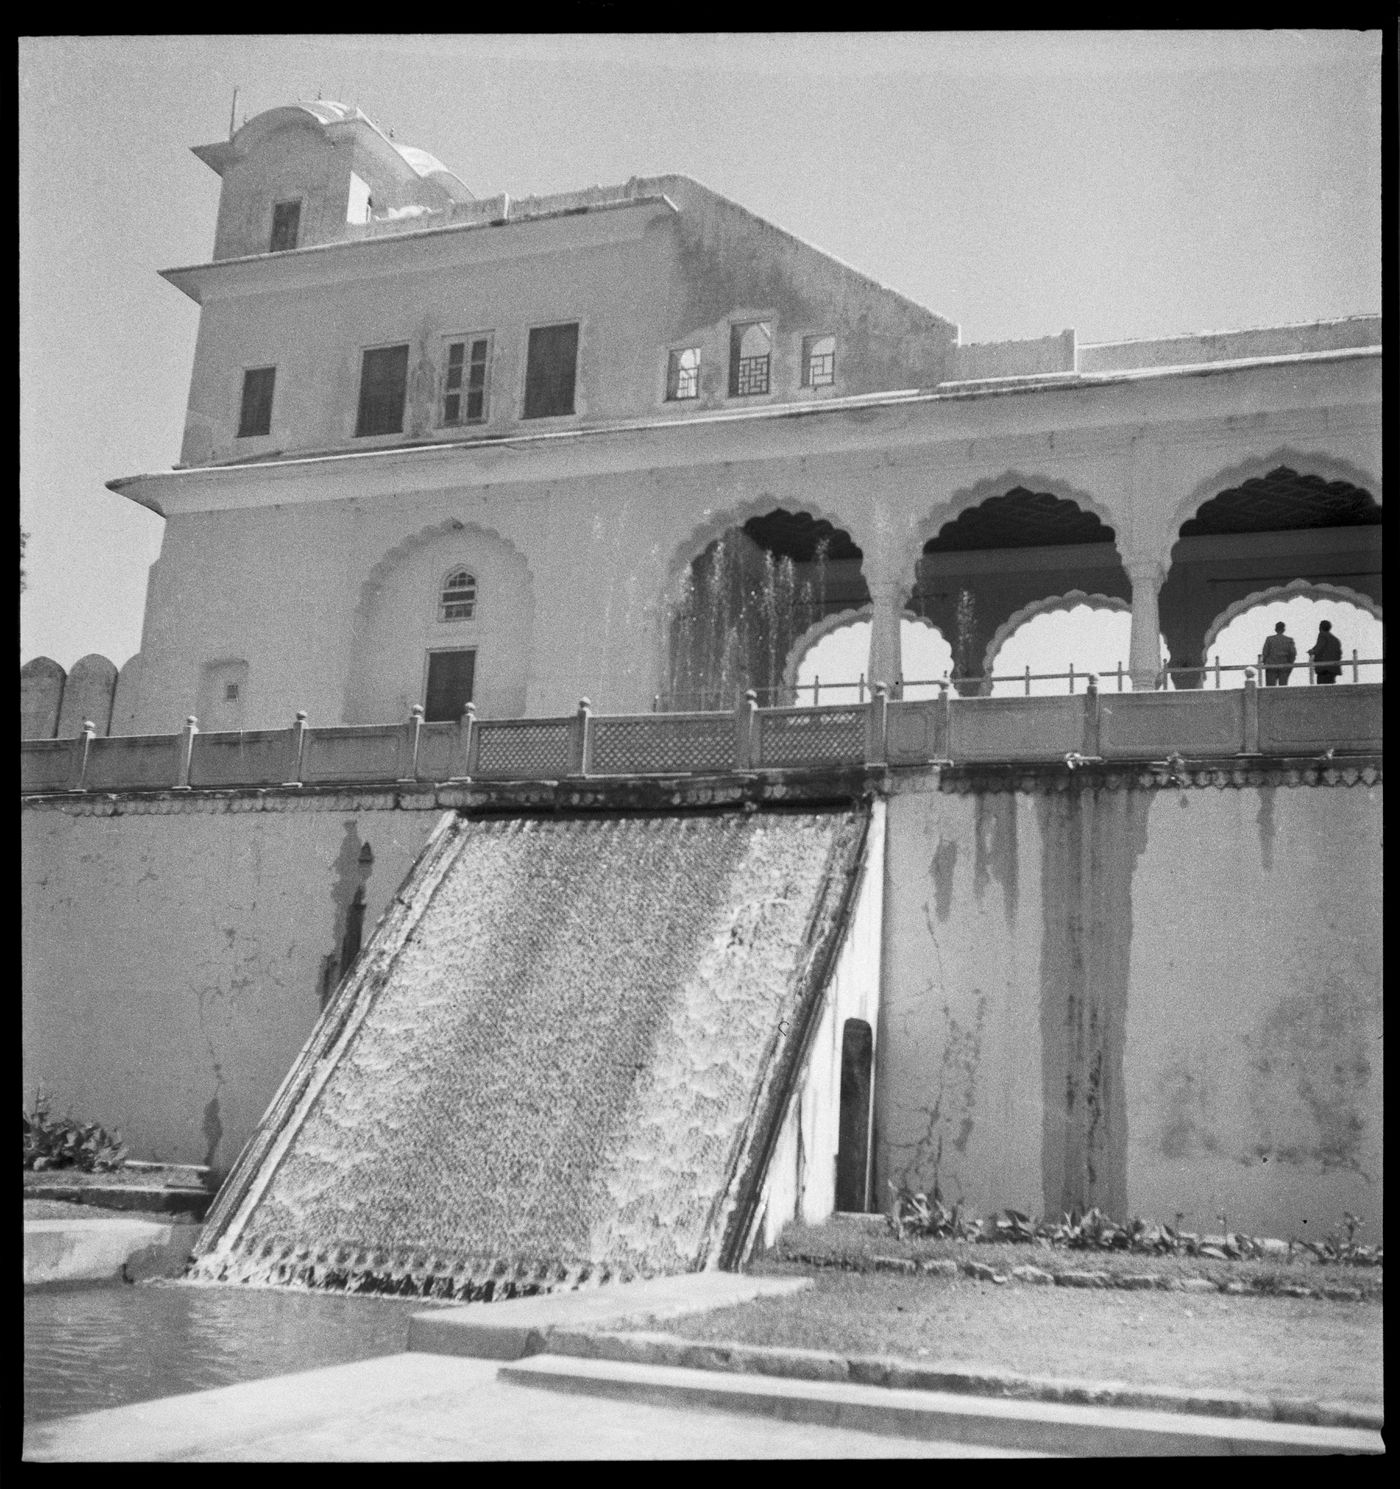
[193,101,474,260]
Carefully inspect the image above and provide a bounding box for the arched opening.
[913,487,1129,696]
[348,521,532,724]
[1204,588,1383,687]
[1160,466,1381,688]
[790,614,953,703]
[664,510,869,709]
[835,1018,874,1213]
[984,597,1168,696]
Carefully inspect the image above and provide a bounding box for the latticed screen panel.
[755,707,866,767]
[474,721,572,779]
[591,717,736,775]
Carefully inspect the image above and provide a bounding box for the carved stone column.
[1126,559,1166,691]
[866,580,904,698]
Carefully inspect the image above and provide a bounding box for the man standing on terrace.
[1260,622,1297,686]
[1308,620,1344,684]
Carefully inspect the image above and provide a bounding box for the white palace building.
[20,98,1381,741]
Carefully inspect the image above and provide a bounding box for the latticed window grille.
[591,717,736,775]
[473,721,572,779]
[438,569,478,622]
[729,321,772,396]
[802,333,836,387]
[666,347,701,401]
[755,707,866,767]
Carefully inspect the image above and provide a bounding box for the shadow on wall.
[21,654,140,740]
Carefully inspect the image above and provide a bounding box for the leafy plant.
[885,1187,1382,1271]
[1297,1213,1383,1267]
[23,1089,126,1173]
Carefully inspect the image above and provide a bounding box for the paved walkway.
[23,1353,1035,1460]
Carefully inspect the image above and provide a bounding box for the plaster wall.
[126,358,1380,735]
[21,797,442,1177]
[761,800,885,1245]
[213,125,352,264]
[879,774,1382,1239]
[180,179,956,467]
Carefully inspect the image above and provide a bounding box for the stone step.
[498,1354,1384,1457]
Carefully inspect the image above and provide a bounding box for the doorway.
[835,1018,874,1212]
[424,648,476,722]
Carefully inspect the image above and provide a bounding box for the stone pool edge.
[24,1218,202,1288]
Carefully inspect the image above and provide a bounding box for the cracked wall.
[1123,780,1383,1238]
[21,802,440,1178]
[879,773,1382,1238]
[879,780,1043,1214]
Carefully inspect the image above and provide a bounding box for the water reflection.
[24,1282,427,1425]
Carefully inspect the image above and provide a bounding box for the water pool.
[25,1281,438,1425]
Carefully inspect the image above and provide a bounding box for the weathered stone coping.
[19,767,881,816]
[406,1272,814,1361]
[792,1250,1380,1302]
[24,1218,202,1287]
[19,754,1383,818]
[537,1329,1383,1434]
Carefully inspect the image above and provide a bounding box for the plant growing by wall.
[23,1089,126,1172]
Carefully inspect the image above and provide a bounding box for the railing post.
[1083,674,1102,758]
[457,701,478,780]
[68,720,96,792]
[936,676,953,763]
[176,715,198,789]
[735,689,758,771]
[1025,663,1031,697]
[1239,667,1261,756]
[570,697,593,776]
[1352,649,1360,684]
[1213,655,1221,689]
[283,711,308,786]
[865,682,888,764]
[858,672,866,704]
[399,705,424,781]
[1067,661,1075,695]
[812,675,820,708]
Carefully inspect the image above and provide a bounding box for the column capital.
[1124,555,1168,588]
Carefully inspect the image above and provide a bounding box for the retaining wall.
[879,762,1383,1239]
[21,760,1383,1240]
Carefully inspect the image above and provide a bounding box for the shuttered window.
[356,344,409,437]
[442,335,491,425]
[523,322,579,419]
[237,367,276,438]
[270,200,301,252]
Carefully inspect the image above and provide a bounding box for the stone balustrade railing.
[19,677,1384,797]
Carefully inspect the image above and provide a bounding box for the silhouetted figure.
[1259,622,1296,686]
[1308,619,1343,684]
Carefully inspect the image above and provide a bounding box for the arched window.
[438,568,477,622]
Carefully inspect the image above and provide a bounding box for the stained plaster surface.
[879,771,1382,1239]
[21,799,440,1173]
[196,808,867,1290]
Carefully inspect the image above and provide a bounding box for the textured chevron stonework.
[190,807,869,1297]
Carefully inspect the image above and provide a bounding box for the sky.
[19,31,1384,673]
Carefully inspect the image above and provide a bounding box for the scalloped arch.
[1202,580,1384,658]
[354,518,535,626]
[982,591,1131,678]
[1170,448,1382,541]
[778,608,947,699]
[661,495,874,598]
[915,472,1126,563]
